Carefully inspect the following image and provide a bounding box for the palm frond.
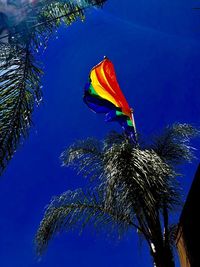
[61,138,104,181]
[29,1,87,49]
[104,141,175,210]
[0,0,107,174]
[168,224,178,248]
[0,43,42,174]
[103,130,127,148]
[1,0,107,46]
[36,188,134,255]
[35,0,107,46]
[151,123,199,165]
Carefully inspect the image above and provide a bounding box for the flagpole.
[130,108,138,144]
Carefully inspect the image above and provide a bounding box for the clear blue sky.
[1,1,200,266]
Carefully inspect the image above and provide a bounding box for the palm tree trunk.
[151,244,175,267]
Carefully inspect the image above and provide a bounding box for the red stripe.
[102,59,131,117]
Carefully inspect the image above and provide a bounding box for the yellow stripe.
[90,69,119,107]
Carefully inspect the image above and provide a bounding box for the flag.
[84,57,137,141]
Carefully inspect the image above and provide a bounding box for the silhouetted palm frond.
[151,123,199,165]
[36,187,135,255]
[0,0,107,174]
[0,43,42,173]
[103,142,177,214]
[168,224,178,248]
[61,138,104,181]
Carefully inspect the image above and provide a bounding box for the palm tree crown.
[36,123,199,267]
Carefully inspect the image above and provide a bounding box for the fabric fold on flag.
[84,57,136,141]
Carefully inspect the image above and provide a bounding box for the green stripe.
[116,111,134,127]
[127,118,133,127]
[89,84,99,96]
[116,110,124,116]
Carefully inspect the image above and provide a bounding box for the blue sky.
[1,1,200,266]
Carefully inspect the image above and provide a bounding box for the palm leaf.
[36,188,135,255]
[61,138,104,181]
[151,123,199,165]
[0,0,107,174]
[0,43,42,174]
[0,0,107,45]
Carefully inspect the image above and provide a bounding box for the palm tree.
[0,0,107,174]
[35,123,199,267]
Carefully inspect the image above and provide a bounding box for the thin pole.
[130,108,138,145]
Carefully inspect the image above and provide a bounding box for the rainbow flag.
[84,57,137,140]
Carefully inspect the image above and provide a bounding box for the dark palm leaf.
[4,0,107,44]
[0,0,107,174]
[151,123,199,165]
[36,187,135,255]
[168,224,178,248]
[103,142,175,213]
[61,138,104,181]
[0,43,42,174]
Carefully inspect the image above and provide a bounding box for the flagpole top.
[130,108,134,114]
[103,55,108,59]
